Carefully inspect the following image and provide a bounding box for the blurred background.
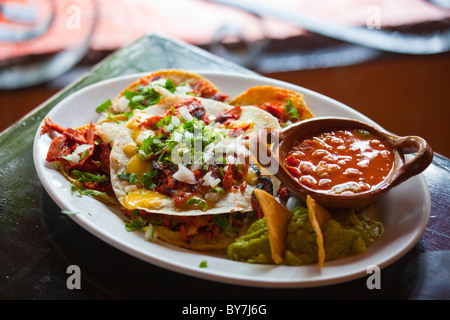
[0,0,449,157]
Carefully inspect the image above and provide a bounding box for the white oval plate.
[33,71,430,288]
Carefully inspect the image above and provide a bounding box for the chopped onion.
[179,107,193,121]
[205,192,219,202]
[286,196,301,211]
[202,171,214,186]
[173,164,196,184]
[145,223,158,241]
[210,178,221,188]
[171,116,181,127]
[172,131,183,142]
[74,144,93,155]
[64,153,80,164]
[175,84,193,95]
[125,185,137,193]
[111,96,129,113]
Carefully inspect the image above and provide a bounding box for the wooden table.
[0,34,448,302]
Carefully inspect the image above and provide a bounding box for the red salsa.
[286,129,394,194]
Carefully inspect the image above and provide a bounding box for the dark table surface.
[0,34,449,301]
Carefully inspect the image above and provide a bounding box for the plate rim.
[33,70,431,288]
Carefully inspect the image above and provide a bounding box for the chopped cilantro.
[69,171,107,198]
[162,79,176,93]
[212,215,236,234]
[125,215,148,232]
[71,170,106,183]
[118,172,139,184]
[118,171,156,190]
[77,189,108,198]
[61,210,80,215]
[106,112,120,124]
[96,99,112,113]
[186,198,208,211]
[285,99,299,121]
[124,86,161,110]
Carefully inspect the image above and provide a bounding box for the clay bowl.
[254,117,433,210]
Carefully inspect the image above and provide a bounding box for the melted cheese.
[126,114,154,143]
[122,189,167,211]
[126,154,153,176]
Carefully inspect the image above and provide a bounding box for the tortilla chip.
[230,86,313,125]
[306,195,332,271]
[254,189,293,264]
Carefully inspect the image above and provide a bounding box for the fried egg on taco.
[109,95,281,250]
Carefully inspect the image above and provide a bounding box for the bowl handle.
[390,135,433,187]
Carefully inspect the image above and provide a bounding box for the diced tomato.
[286,155,300,167]
[286,166,302,177]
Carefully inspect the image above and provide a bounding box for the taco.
[109,95,281,249]
[96,69,230,145]
[108,69,229,116]
[230,85,313,127]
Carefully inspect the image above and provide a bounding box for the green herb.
[209,186,223,193]
[199,260,208,268]
[69,171,107,198]
[285,99,299,121]
[118,172,139,184]
[155,114,172,129]
[212,215,236,234]
[80,148,90,161]
[71,170,106,183]
[106,112,120,124]
[77,189,108,198]
[215,156,227,165]
[186,198,208,211]
[124,87,161,110]
[118,171,156,190]
[141,171,157,189]
[125,215,148,232]
[96,99,112,113]
[162,79,176,93]
[61,210,80,215]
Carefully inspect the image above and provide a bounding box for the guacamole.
[227,206,383,265]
